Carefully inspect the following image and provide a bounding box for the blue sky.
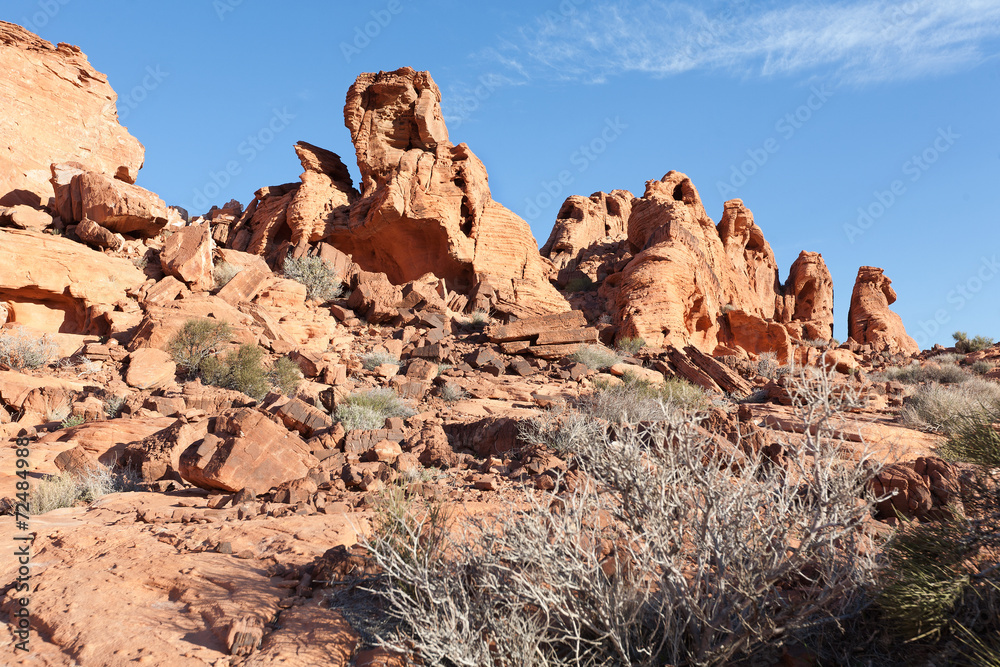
[7,0,1000,347]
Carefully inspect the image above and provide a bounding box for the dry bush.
[362,367,883,665]
[881,362,969,385]
[30,466,140,515]
[900,378,1000,434]
[336,389,415,431]
[283,254,342,302]
[168,318,232,378]
[362,351,401,370]
[570,344,621,370]
[0,326,58,370]
[212,261,241,289]
[581,374,707,423]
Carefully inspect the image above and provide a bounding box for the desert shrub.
[362,351,401,371]
[615,336,646,356]
[756,351,778,378]
[953,331,994,354]
[30,466,140,515]
[583,374,707,423]
[932,352,965,365]
[971,360,996,376]
[46,401,72,424]
[283,254,342,302]
[270,357,302,396]
[335,388,415,431]
[878,509,1000,658]
[564,275,595,293]
[882,362,969,385]
[168,318,232,378]
[103,395,125,419]
[900,378,1000,434]
[60,414,85,429]
[438,383,467,403]
[804,338,830,348]
[200,344,271,401]
[363,368,881,665]
[570,344,620,370]
[212,261,241,289]
[0,326,58,370]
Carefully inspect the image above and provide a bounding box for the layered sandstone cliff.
[0,21,145,208]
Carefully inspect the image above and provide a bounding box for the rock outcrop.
[603,172,833,356]
[541,190,633,271]
[50,163,167,237]
[227,67,568,319]
[848,266,918,355]
[0,229,146,334]
[0,22,144,208]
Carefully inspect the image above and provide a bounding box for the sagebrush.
[283,254,342,302]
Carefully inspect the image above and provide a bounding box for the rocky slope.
[0,21,978,667]
[0,21,145,208]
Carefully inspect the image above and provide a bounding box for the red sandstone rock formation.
[0,22,145,208]
[848,266,918,355]
[229,67,567,319]
[584,172,836,358]
[0,229,146,334]
[541,190,633,271]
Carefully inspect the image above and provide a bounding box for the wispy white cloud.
[493,0,1000,85]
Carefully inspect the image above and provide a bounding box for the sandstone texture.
[848,266,919,355]
[51,163,168,237]
[598,172,836,356]
[227,67,568,319]
[0,22,144,208]
[0,229,145,334]
[541,190,633,271]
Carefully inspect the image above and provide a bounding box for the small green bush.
[953,331,994,354]
[362,351,401,370]
[615,336,646,356]
[283,254,342,302]
[103,395,125,419]
[336,388,415,431]
[0,326,58,370]
[270,357,302,396]
[971,360,996,375]
[564,276,594,293]
[60,414,85,429]
[570,344,620,370]
[202,344,271,401]
[212,261,241,289]
[168,318,232,378]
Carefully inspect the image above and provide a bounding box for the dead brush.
[360,366,886,666]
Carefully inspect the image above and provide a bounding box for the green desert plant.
[953,331,994,354]
[438,383,467,403]
[270,356,302,396]
[570,344,621,370]
[103,395,125,419]
[335,388,415,431]
[615,336,646,356]
[283,254,342,302]
[60,414,85,430]
[168,318,232,378]
[0,326,59,370]
[563,275,595,293]
[200,344,271,401]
